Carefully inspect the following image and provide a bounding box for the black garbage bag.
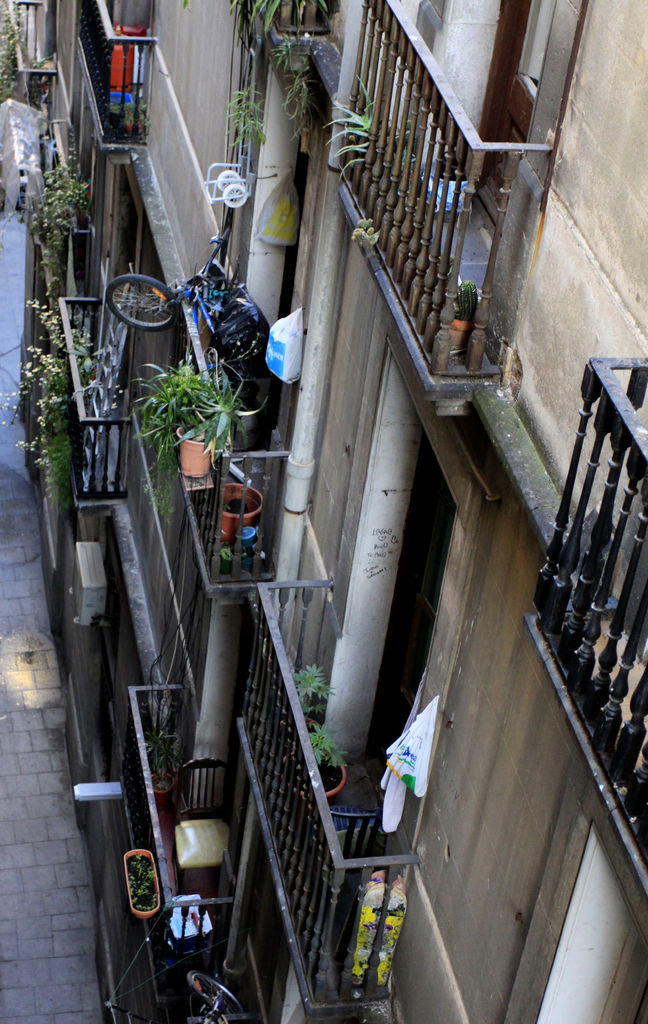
[212,283,270,380]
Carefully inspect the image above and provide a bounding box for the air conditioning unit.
[73,542,107,626]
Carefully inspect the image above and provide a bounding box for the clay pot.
[152,773,176,810]
[221,483,263,543]
[449,319,474,357]
[177,429,211,478]
[324,764,347,804]
[123,849,160,919]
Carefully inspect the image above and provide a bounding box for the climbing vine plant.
[0,0,19,105]
[31,162,90,301]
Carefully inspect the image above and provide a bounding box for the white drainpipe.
[274,166,347,582]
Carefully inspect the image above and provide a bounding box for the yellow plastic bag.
[256,176,300,246]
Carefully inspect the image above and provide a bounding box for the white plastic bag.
[385,696,438,798]
[266,307,303,382]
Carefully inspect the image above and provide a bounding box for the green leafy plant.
[273,39,321,137]
[32,162,90,300]
[351,218,378,248]
[328,81,374,173]
[228,84,266,146]
[251,0,327,34]
[139,360,248,459]
[294,664,347,774]
[0,1,19,105]
[145,723,181,791]
[125,853,158,912]
[10,302,91,509]
[454,280,478,322]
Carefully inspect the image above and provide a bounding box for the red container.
[110,25,148,92]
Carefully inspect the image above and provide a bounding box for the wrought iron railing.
[240,582,418,1012]
[535,359,648,857]
[59,296,130,499]
[79,0,155,144]
[123,687,231,1003]
[340,0,551,376]
[182,451,289,590]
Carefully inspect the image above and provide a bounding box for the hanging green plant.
[327,80,374,173]
[32,162,90,301]
[273,40,322,138]
[228,83,266,146]
[9,301,92,509]
[0,1,19,105]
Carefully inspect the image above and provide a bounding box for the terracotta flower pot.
[221,483,263,543]
[177,429,211,478]
[123,849,160,919]
[324,764,347,804]
[449,319,474,357]
[152,773,176,810]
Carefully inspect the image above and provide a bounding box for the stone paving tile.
[0,216,103,1022]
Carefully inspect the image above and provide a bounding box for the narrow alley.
[0,213,102,1022]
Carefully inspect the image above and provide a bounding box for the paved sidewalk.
[0,214,103,1022]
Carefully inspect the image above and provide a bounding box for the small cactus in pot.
[454,280,478,323]
[450,279,478,357]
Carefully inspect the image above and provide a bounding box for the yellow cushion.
[175,818,230,869]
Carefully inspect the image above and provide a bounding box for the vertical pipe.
[274,169,347,584]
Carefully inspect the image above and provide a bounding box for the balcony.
[59,297,130,500]
[79,0,155,145]
[340,0,551,392]
[534,359,648,863]
[122,686,233,1008]
[239,581,418,1014]
[182,451,289,593]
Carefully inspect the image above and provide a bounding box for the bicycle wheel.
[186,970,244,1018]
[105,274,178,331]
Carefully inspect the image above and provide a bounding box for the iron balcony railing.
[79,0,156,144]
[535,359,648,860]
[240,582,418,1014]
[122,687,232,1005]
[340,0,551,378]
[182,451,289,591]
[60,297,130,500]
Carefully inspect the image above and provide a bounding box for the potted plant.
[123,103,135,134]
[294,664,347,801]
[137,360,249,510]
[251,0,328,34]
[449,280,478,356]
[145,723,181,808]
[123,849,160,919]
[221,482,263,543]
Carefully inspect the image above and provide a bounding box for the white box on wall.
[73,542,107,626]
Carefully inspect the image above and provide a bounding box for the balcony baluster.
[342,0,552,376]
[535,365,602,613]
[559,411,631,665]
[541,392,613,636]
[535,358,648,866]
[567,445,646,695]
[239,582,418,1011]
[610,668,648,785]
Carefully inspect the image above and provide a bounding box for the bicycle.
[186,969,247,1023]
[105,230,231,333]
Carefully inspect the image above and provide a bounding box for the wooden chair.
[174,758,230,892]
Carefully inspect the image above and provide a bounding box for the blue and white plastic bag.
[266,307,303,383]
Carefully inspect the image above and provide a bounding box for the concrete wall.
[430,0,500,126]
[389,417,648,1024]
[508,1,648,482]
